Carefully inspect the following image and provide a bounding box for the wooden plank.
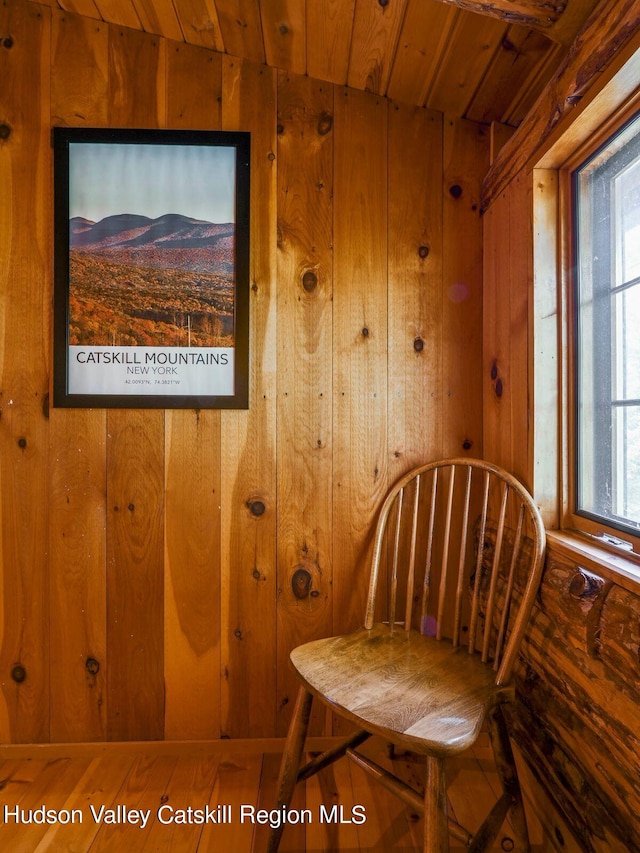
[49,7,109,746]
[49,414,108,741]
[93,0,141,28]
[502,41,562,129]
[132,0,183,41]
[106,412,165,741]
[0,757,91,851]
[58,0,102,18]
[198,753,262,852]
[260,0,306,76]
[386,0,456,107]
[51,8,108,126]
[165,38,222,128]
[0,0,51,744]
[465,26,558,126]
[347,0,408,95]
[427,12,508,118]
[215,0,265,64]
[507,172,533,488]
[104,24,166,743]
[171,0,224,51]
[163,44,223,742]
[275,73,334,737]
[481,189,511,470]
[305,0,355,85]
[482,0,640,210]
[442,116,487,458]
[31,755,135,852]
[135,754,220,850]
[220,56,278,738]
[332,86,388,638]
[88,755,178,851]
[163,411,221,739]
[387,103,444,473]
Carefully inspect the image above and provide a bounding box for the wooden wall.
[0,0,487,744]
[482,16,640,850]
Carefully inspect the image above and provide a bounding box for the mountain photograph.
[68,212,236,348]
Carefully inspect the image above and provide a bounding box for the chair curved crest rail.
[268,458,546,853]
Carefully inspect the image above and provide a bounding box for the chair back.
[364,458,546,685]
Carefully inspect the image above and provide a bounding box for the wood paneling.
[49,10,109,744]
[220,55,278,739]
[27,0,575,130]
[0,0,51,744]
[163,44,223,741]
[442,116,487,458]
[332,87,389,638]
[0,0,487,744]
[275,72,333,737]
[387,103,443,468]
[481,10,640,845]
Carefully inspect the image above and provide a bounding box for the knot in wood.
[85,657,100,676]
[462,439,473,450]
[292,567,312,600]
[569,568,604,601]
[248,499,266,517]
[449,184,463,199]
[302,270,318,292]
[0,124,11,140]
[418,245,429,258]
[2,37,13,49]
[11,664,26,684]
[413,337,424,353]
[317,112,333,136]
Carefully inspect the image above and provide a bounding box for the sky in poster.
[69,142,236,224]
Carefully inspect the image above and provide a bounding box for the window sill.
[547,530,640,594]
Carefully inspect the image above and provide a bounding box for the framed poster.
[52,127,250,409]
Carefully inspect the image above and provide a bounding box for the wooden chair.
[267,458,546,853]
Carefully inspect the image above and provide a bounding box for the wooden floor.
[0,736,547,852]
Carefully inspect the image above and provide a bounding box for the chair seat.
[291,624,514,756]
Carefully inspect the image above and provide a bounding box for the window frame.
[558,101,640,560]
[571,111,640,543]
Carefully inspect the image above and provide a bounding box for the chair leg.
[489,704,530,851]
[266,686,313,853]
[423,755,449,853]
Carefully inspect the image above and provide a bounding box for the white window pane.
[613,286,640,400]
[613,406,640,527]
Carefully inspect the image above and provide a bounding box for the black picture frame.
[53,127,250,409]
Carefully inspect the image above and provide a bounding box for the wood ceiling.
[32,0,600,127]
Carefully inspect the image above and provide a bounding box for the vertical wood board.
[105,26,166,741]
[0,0,51,743]
[332,87,388,638]
[220,56,278,738]
[275,72,334,736]
[442,116,487,458]
[49,8,109,744]
[387,103,444,475]
[162,42,223,741]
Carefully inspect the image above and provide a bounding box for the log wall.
[0,0,487,743]
[482,15,640,848]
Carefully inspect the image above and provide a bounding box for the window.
[573,111,640,543]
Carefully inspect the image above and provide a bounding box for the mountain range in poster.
[68,213,236,348]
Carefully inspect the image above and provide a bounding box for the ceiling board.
[25,0,590,127]
[305,0,356,85]
[260,0,306,76]
[171,0,224,51]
